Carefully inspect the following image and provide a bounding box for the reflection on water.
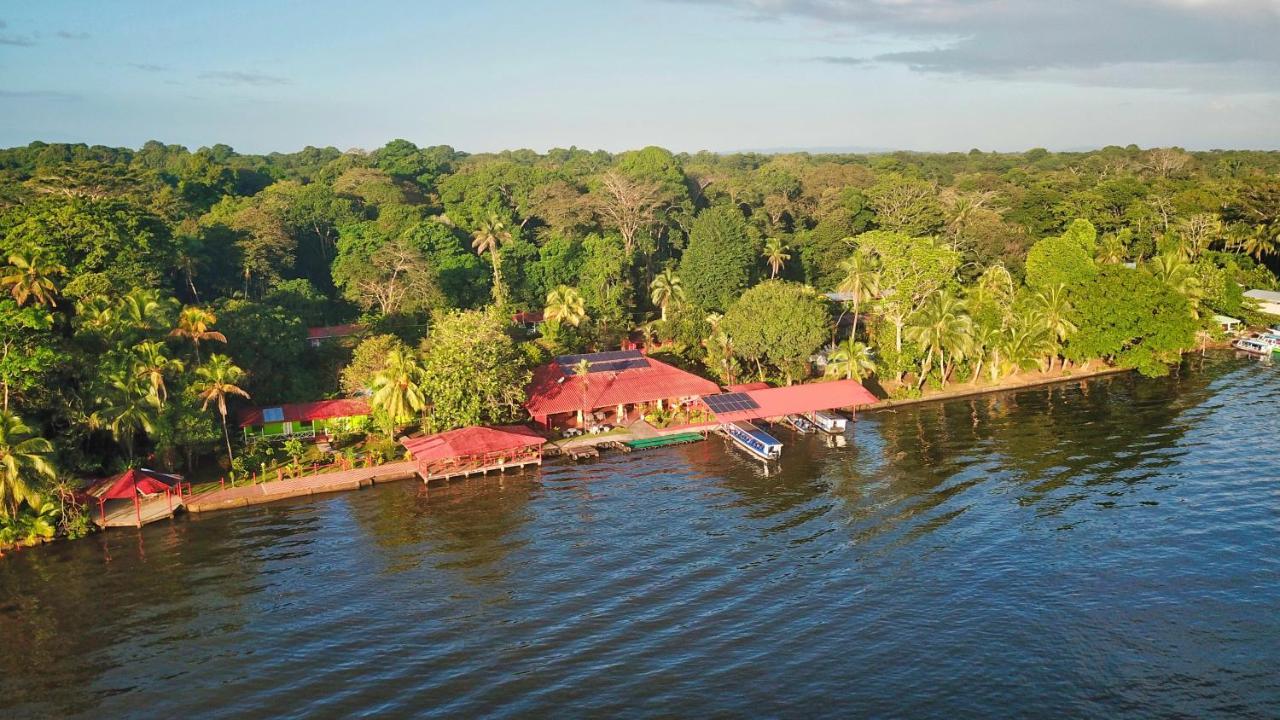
[2,352,1278,718]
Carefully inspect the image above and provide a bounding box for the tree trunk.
[220,412,234,466]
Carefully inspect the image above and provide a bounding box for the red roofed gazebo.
[401,425,547,482]
[86,468,186,528]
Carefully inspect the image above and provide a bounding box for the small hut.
[86,468,186,528]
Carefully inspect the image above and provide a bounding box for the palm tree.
[0,412,55,519]
[1147,253,1204,317]
[116,289,176,339]
[763,238,791,279]
[649,269,685,322]
[131,341,185,406]
[836,249,881,339]
[369,347,425,436]
[824,339,876,381]
[1096,234,1127,264]
[472,213,513,308]
[1,251,65,308]
[1033,284,1077,371]
[969,323,1003,383]
[1236,227,1277,261]
[544,285,587,329]
[193,354,250,466]
[90,371,160,464]
[905,291,972,389]
[170,306,227,364]
[1001,312,1053,376]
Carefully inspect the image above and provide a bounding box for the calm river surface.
[2,352,1278,718]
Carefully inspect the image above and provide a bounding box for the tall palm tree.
[193,354,250,466]
[1,251,65,308]
[472,213,513,308]
[824,339,876,381]
[1032,284,1077,371]
[969,323,1003,383]
[762,238,791,279]
[131,340,185,406]
[369,347,426,435]
[544,286,587,329]
[1001,312,1053,376]
[836,249,881,339]
[905,291,972,389]
[170,306,227,364]
[90,371,160,464]
[1236,227,1278,261]
[649,269,684,322]
[0,412,55,519]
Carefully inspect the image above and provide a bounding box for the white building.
[1244,289,1280,317]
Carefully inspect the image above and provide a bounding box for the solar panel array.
[262,407,285,422]
[556,350,648,374]
[702,392,760,414]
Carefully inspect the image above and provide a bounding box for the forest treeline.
[0,139,1278,543]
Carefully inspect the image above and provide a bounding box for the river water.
[2,352,1278,718]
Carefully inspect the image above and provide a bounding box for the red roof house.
[525,350,720,427]
[239,399,372,440]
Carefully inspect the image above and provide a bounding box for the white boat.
[1233,337,1273,356]
[785,414,816,434]
[812,411,847,434]
[725,422,782,461]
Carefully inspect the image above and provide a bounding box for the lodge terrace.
[524,350,720,430]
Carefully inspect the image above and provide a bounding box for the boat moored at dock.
[1233,336,1279,356]
[724,421,783,461]
[812,411,847,434]
[784,414,816,434]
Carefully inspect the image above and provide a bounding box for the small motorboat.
[724,421,783,461]
[1232,337,1274,356]
[812,411,847,434]
[785,414,816,434]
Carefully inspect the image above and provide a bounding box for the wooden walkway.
[186,461,418,514]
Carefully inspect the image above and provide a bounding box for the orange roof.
[525,355,720,417]
[705,380,878,423]
[401,425,546,462]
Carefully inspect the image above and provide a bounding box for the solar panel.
[703,392,760,414]
[555,348,645,366]
[262,407,285,422]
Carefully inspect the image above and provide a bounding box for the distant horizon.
[6,138,1279,158]
[3,2,1278,155]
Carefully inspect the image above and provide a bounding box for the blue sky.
[2,0,1278,154]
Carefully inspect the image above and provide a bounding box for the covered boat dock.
[86,468,187,528]
[701,379,878,424]
[402,425,548,482]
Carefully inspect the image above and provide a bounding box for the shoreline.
[856,363,1133,413]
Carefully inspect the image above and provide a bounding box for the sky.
[1,0,1278,154]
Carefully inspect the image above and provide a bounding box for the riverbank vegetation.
[1,140,1277,546]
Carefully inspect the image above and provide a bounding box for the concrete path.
[186,461,418,514]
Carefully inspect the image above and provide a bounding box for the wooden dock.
[186,461,417,514]
[419,456,542,482]
[95,495,185,528]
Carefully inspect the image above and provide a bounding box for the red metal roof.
[726,382,770,392]
[704,380,878,423]
[512,310,545,324]
[525,355,720,418]
[307,323,365,340]
[401,425,546,462]
[238,398,371,427]
[86,468,183,500]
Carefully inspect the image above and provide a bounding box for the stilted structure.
[86,468,186,528]
[402,425,547,482]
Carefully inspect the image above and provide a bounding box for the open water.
[2,352,1278,718]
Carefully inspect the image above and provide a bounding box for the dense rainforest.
[0,139,1278,545]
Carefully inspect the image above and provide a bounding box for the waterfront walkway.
[186,461,417,514]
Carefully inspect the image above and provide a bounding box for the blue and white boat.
[725,421,783,461]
